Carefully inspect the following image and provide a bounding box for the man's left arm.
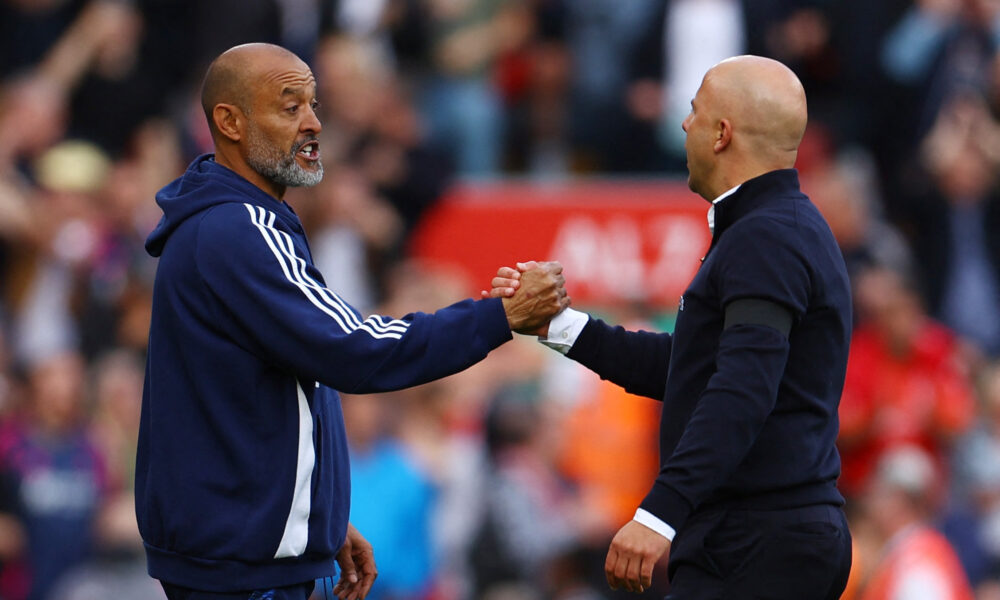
[640,310,793,522]
[605,313,793,592]
[606,221,808,592]
[333,523,377,600]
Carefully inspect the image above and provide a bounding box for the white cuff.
[538,308,589,355]
[633,508,676,542]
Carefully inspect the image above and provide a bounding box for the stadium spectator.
[804,149,913,285]
[375,263,516,600]
[556,368,661,537]
[337,392,437,600]
[46,493,165,600]
[954,362,1000,590]
[0,469,27,600]
[88,350,143,494]
[312,36,451,239]
[501,27,574,176]
[891,92,1000,358]
[559,0,664,172]
[838,266,975,499]
[656,0,745,168]
[848,445,974,600]
[44,350,161,599]
[469,383,579,597]
[0,351,109,600]
[880,0,999,137]
[293,162,403,315]
[418,0,532,175]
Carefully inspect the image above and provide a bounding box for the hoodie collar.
[145,154,300,257]
[191,155,289,209]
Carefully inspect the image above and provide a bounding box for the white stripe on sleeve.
[261,210,410,336]
[244,204,408,340]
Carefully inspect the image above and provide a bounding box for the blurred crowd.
[1,0,1000,599]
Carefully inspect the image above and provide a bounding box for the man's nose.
[302,106,322,134]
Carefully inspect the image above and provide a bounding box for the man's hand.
[605,520,671,593]
[497,261,569,336]
[480,262,528,299]
[333,523,377,600]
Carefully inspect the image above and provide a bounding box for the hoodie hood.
[146,154,288,257]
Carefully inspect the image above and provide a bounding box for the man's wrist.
[539,308,589,354]
[633,508,676,542]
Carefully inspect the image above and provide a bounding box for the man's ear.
[213,104,243,142]
[714,118,732,153]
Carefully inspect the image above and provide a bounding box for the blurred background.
[0,0,999,598]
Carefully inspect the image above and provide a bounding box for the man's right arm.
[560,314,672,401]
[194,205,567,394]
[487,265,672,401]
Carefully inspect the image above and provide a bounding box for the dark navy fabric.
[567,168,852,536]
[665,504,851,599]
[137,155,512,591]
[161,580,315,600]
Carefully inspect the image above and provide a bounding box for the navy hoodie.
[136,155,512,591]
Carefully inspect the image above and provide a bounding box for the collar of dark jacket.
[710,168,801,244]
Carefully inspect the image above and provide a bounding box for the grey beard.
[245,130,323,188]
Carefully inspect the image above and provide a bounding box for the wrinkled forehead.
[253,58,317,101]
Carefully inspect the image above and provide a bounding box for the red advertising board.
[408,180,713,309]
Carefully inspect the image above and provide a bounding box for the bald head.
[682,55,809,199]
[199,43,323,199]
[705,55,808,164]
[201,43,306,134]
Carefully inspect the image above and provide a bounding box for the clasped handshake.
[481,261,569,337]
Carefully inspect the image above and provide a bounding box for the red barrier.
[408,180,712,309]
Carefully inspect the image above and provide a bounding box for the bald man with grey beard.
[137,42,569,600]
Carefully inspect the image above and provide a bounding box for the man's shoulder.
[728,197,831,248]
[717,211,799,255]
[193,201,305,274]
[195,202,273,242]
[200,199,258,221]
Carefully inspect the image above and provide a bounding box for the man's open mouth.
[298,141,320,161]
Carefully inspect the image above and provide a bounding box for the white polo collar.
[707,184,741,234]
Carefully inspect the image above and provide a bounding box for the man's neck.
[214,148,286,200]
[711,184,742,205]
[706,160,792,201]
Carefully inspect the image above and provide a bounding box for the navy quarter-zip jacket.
[566,169,851,534]
[136,155,512,591]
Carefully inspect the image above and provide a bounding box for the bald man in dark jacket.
[488,56,853,600]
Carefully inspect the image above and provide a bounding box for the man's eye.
[311,100,321,111]
[286,105,299,114]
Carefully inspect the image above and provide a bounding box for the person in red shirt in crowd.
[847,445,973,600]
[838,266,975,498]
